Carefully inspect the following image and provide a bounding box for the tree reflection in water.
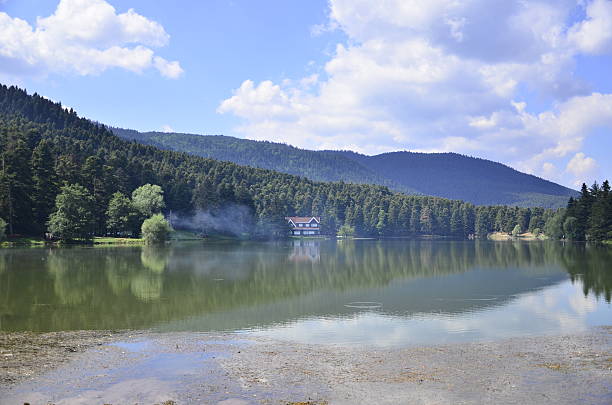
[0,240,609,332]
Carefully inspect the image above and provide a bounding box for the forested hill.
[111,128,416,194]
[0,83,564,240]
[333,151,578,207]
[111,128,576,208]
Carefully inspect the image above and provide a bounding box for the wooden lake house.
[286,216,321,236]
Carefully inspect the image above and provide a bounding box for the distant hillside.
[111,128,417,194]
[112,128,576,208]
[332,151,578,207]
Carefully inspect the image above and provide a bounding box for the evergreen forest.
[0,84,610,242]
[112,128,577,207]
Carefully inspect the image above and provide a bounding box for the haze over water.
[1,241,610,347]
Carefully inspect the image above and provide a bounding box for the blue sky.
[1,0,611,188]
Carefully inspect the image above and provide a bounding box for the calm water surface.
[1,240,610,347]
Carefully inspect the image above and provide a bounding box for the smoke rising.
[169,204,253,236]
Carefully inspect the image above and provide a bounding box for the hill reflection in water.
[0,240,610,344]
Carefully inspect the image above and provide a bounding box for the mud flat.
[1,328,611,404]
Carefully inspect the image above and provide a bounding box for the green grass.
[0,236,47,247]
[93,237,144,245]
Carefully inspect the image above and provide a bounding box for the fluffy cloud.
[0,0,182,78]
[568,0,612,54]
[219,0,612,187]
[566,152,599,186]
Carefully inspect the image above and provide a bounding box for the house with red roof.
[285,216,321,236]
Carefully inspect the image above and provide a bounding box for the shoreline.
[1,327,610,404]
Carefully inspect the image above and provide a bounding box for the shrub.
[141,214,173,244]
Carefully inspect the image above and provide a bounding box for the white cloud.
[0,0,182,78]
[568,0,612,54]
[160,124,174,133]
[566,152,599,186]
[219,0,612,187]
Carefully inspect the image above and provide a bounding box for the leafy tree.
[532,228,540,237]
[106,192,136,236]
[544,210,564,239]
[563,217,580,240]
[131,184,165,217]
[419,206,433,234]
[512,224,521,237]
[338,224,355,238]
[450,209,462,237]
[141,214,173,244]
[47,184,95,241]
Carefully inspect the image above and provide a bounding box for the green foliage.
[0,84,586,242]
[47,184,95,241]
[532,228,540,237]
[338,224,355,238]
[131,184,165,217]
[31,139,58,233]
[141,214,173,244]
[112,127,577,208]
[544,210,565,240]
[563,217,580,240]
[512,224,521,237]
[562,181,611,241]
[0,217,6,241]
[105,192,136,236]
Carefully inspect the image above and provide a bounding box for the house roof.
[285,216,320,224]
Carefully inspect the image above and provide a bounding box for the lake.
[1,240,610,347]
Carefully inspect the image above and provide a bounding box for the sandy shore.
[1,328,611,404]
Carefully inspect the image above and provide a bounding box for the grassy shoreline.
[0,230,207,247]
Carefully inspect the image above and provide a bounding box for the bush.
[532,228,540,237]
[338,224,356,238]
[141,214,173,244]
[511,224,521,237]
[0,218,6,241]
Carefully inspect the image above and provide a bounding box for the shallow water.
[1,240,610,347]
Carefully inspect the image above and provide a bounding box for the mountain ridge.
[111,127,577,208]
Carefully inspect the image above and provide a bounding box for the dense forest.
[552,183,612,241]
[112,128,576,207]
[112,128,413,194]
[0,84,608,241]
[334,150,577,207]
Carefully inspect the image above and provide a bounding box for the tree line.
[0,84,610,242]
[542,182,611,242]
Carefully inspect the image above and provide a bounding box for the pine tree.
[0,131,33,234]
[588,180,611,241]
[450,209,463,237]
[31,139,58,234]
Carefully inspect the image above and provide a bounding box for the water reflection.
[0,240,610,345]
